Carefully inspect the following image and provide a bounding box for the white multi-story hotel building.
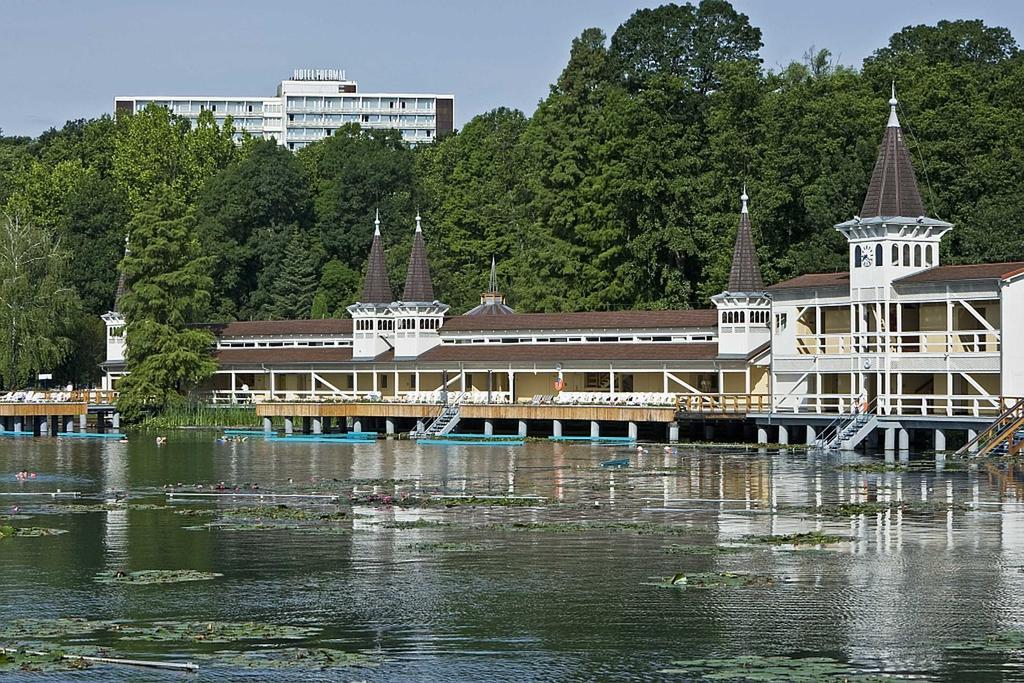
[114,69,454,148]
[100,90,1024,453]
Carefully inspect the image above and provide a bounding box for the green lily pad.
[657,572,774,589]
[220,505,347,522]
[409,541,489,553]
[201,647,374,669]
[94,569,223,585]
[743,531,847,546]
[487,521,693,535]
[0,647,93,672]
[0,618,111,640]
[1,526,68,538]
[117,621,320,643]
[663,544,749,555]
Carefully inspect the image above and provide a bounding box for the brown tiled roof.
[402,226,434,302]
[861,111,925,218]
[765,272,850,292]
[440,309,718,332]
[359,229,393,304]
[216,347,354,365]
[419,343,719,363]
[204,319,353,338]
[728,209,764,292]
[895,261,1024,285]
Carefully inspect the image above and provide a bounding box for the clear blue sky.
[1,0,1022,137]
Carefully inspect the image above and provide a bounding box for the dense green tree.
[0,213,76,389]
[262,229,323,319]
[609,1,762,93]
[196,139,313,317]
[115,195,216,421]
[301,125,415,269]
[315,259,362,317]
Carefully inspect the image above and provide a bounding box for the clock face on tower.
[861,251,873,267]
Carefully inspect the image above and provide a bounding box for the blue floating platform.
[223,429,270,436]
[417,438,525,447]
[0,431,35,437]
[548,435,636,443]
[440,433,524,441]
[57,432,127,439]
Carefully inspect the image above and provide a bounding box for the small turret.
[348,211,396,359]
[390,213,448,358]
[713,187,771,356]
[465,256,515,316]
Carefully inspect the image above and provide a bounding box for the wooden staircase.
[955,398,1024,457]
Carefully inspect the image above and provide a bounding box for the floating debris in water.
[742,531,848,546]
[220,505,347,522]
[656,572,774,589]
[0,618,112,640]
[0,526,68,538]
[660,654,872,680]
[662,543,750,555]
[382,519,452,529]
[409,541,490,553]
[790,501,972,518]
[485,520,695,535]
[94,570,223,585]
[0,647,92,672]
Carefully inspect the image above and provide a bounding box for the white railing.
[773,393,1012,418]
[795,330,999,355]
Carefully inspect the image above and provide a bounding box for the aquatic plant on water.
[0,526,68,538]
[382,519,452,529]
[117,621,320,643]
[0,647,92,672]
[199,647,375,669]
[662,543,750,555]
[742,531,848,546]
[656,572,774,589]
[94,569,223,585]
[408,541,490,553]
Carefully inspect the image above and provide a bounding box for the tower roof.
[359,210,393,304]
[726,188,765,292]
[464,256,515,316]
[860,85,926,219]
[402,213,435,302]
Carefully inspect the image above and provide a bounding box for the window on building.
[380,375,388,388]
[892,244,899,265]
[854,245,862,268]
[247,104,253,112]
[903,244,911,266]
[914,244,922,267]
[875,244,883,267]
[775,313,788,332]
[926,244,935,267]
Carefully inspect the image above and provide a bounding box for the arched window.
[903,244,911,266]
[914,244,922,267]
[854,245,862,268]
[926,244,935,267]
[739,311,746,323]
[875,244,883,267]
[892,244,899,265]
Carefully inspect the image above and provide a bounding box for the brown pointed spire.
[113,234,129,313]
[860,85,926,218]
[727,187,764,292]
[402,212,435,302]
[359,210,393,304]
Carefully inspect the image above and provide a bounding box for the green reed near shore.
[137,403,263,429]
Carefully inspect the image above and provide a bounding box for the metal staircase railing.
[416,393,464,438]
[955,397,1024,457]
[814,398,877,451]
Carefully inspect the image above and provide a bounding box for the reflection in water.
[1,434,1024,680]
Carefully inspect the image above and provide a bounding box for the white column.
[231,371,237,403]
[518,420,527,438]
[967,428,978,453]
[805,424,817,445]
[284,416,294,434]
[628,421,638,440]
[778,424,789,445]
[79,414,87,431]
[884,428,896,450]
[553,420,562,438]
[757,426,768,444]
[353,419,363,433]
[385,418,395,435]
[668,422,679,443]
[484,420,494,436]
[263,417,273,433]
[64,416,75,433]
[312,417,322,434]
[934,429,946,452]
[590,421,600,438]
[898,428,909,450]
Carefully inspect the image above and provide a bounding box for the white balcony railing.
[795,330,999,355]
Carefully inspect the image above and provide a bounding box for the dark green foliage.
[116,195,217,421]
[4,6,1024,382]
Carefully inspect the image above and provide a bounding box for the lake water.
[2,433,1024,681]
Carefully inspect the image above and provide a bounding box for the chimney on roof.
[358,209,393,304]
[859,84,926,219]
[401,212,435,302]
[727,186,765,293]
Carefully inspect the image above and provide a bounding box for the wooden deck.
[255,401,677,423]
[0,403,87,417]
[256,402,440,419]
